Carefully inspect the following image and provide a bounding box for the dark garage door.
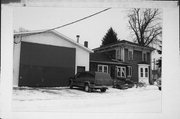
[19,42,76,87]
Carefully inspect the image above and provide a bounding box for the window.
[117,67,121,77]
[77,66,85,73]
[121,67,126,77]
[116,48,124,61]
[127,66,132,77]
[142,52,147,62]
[98,65,108,73]
[98,65,102,72]
[117,66,126,78]
[145,68,148,77]
[128,49,133,60]
[117,68,121,77]
[116,48,121,60]
[104,66,108,73]
[140,68,143,77]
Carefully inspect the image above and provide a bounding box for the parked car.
[113,79,135,89]
[69,71,113,92]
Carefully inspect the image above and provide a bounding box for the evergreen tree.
[101,27,119,46]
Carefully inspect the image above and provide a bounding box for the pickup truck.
[69,71,113,92]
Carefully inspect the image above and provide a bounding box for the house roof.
[14,29,93,53]
[90,52,112,62]
[90,52,130,65]
[93,40,155,51]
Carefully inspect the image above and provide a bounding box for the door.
[19,42,75,87]
[138,64,149,84]
[77,66,85,73]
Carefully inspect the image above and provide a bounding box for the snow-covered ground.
[12,85,161,113]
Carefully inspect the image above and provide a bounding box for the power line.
[14,8,111,44]
[44,7,111,32]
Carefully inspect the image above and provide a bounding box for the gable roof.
[93,40,155,51]
[14,29,93,53]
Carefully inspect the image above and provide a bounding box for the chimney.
[84,41,88,48]
[76,35,80,43]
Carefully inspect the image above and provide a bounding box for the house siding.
[124,50,142,82]
[134,50,142,62]
[132,64,139,82]
[147,52,150,64]
[104,50,116,59]
[132,50,142,82]
[90,62,97,73]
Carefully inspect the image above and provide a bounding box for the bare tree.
[128,8,162,47]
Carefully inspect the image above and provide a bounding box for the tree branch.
[128,8,162,47]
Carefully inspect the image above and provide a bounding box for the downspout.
[149,50,153,85]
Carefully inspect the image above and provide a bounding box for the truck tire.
[69,80,73,89]
[84,84,91,92]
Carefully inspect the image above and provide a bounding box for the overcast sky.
[13,7,133,49]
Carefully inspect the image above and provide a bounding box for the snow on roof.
[14,29,93,53]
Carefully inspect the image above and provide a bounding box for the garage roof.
[14,29,93,53]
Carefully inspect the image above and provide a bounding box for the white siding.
[13,42,21,87]
[76,48,90,73]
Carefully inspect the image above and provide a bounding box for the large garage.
[13,30,92,87]
[19,42,76,87]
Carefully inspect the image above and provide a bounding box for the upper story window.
[117,66,126,78]
[142,51,147,62]
[128,49,133,60]
[116,47,124,61]
[98,65,108,73]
